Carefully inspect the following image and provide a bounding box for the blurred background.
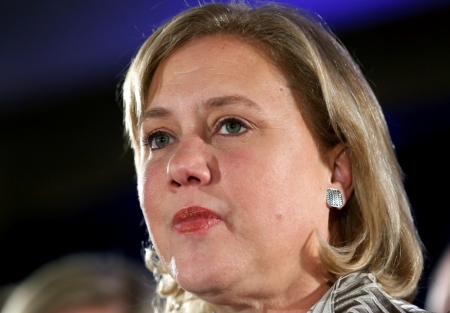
[1,0,449,308]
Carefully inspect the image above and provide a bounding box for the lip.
[172,206,221,235]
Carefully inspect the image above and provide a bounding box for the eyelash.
[142,130,176,150]
[214,117,250,135]
[142,117,250,150]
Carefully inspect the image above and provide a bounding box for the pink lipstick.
[172,206,221,234]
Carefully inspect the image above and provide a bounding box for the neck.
[209,276,331,313]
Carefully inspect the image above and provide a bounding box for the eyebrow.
[140,94,260,126]
[203,95,260,111]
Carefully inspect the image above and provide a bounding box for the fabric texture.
[309,272,429,313]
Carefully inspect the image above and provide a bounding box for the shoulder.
[309,272,430,313]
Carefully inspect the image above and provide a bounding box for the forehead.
[145,34,287,110]
[159,34,275,73]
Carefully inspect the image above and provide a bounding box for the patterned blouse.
[309,272,429,313]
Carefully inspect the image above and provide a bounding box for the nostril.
[170,176,200,188]
[187,176,201,183]
[166,148,213,188]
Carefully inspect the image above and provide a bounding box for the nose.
[166,136,214,189]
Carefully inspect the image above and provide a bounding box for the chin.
[173,259,237,298]
[176,276,224,302]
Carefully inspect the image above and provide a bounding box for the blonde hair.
[121,1,424,312]
[0,253,156,313]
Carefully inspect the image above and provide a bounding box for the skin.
[426,245,450,312]
[138,34,352,313]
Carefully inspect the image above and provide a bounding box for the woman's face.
[139,35,336,305]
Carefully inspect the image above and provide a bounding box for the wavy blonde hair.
[0,253,156,313]
[121,1,424,312]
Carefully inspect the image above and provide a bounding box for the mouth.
[172,206,221,235]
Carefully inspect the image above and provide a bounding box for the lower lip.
[172,207,221,235]
[173,218,221,234]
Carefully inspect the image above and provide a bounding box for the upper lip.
[172,206,222,226]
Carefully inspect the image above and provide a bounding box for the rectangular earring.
[327,188,344,209]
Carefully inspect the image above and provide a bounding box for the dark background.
[1,0,449,308]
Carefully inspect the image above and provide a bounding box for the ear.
[327,144,353,207]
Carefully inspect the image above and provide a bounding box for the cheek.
[219,148,262,191]
[219,146,330,258]
[138,160,168,229]
[139,157,165,200]
[221,144,328,225]
[138,160,174,265]
[219,147,293,215]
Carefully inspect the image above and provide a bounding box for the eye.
[216,117,248,135]
[144,130,175,150]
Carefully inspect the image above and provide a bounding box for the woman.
[121,1,427,312]
[425,243,450,312]
[0,253,156,313]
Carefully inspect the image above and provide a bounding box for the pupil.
[156,135,168,147]
[226,122,241,134]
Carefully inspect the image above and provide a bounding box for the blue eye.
[146,131,173,150]
[217,118,247,135]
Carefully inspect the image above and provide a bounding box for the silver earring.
[326,188,344,209]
